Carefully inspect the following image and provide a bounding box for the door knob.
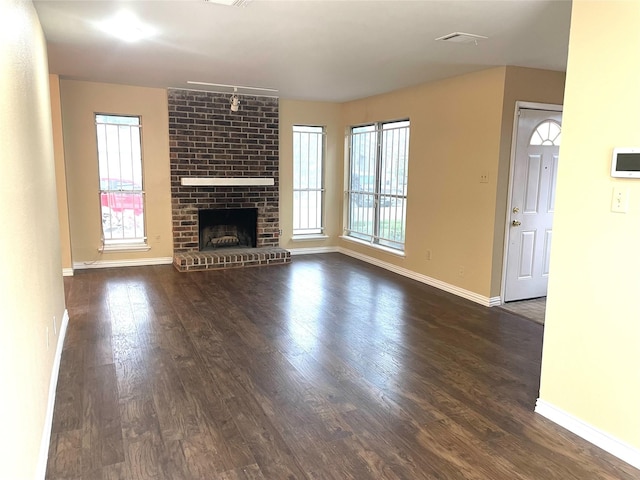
[512,220,521,227]
[512,207,520,213]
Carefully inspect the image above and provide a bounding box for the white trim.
[180,177,274,187]
[289,246,339,256]
[337,247,495,307]
[513,101,563,113]
[339,235,406,258]
[74,257,173,270]
[500,101,563,303]
[535,398,640,470]
[487,296,502,307]
[37,309,69,479]
[98,243,151,253]
[291,234,329,242]
[61,268,74,277]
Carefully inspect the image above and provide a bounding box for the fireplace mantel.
[180,177,275,187]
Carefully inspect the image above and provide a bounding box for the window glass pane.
[130,126,143,187]
[350,126,377,193]
[383,120,409,129]
[96,114,140,126]
[352,124,375,134]
[96,114,145,244]
[101,192,145,241]
[530,120,561,146]
[293,125,324,235]
[346,120,410,250]
[294,125,322,134]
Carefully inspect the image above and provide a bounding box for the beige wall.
[279,100,343,249]
[278,67,565,300]
[540,0,640,451]
[0,1,67,477]
[60,80,173,264]
[50,74,73,271]
[339,68,509,297]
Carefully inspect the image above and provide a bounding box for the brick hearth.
[173,247,290,272]
[168,89,290,271]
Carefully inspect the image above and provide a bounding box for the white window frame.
[292,125,326,238]
[345,119,410,251]
[95,114,148,252]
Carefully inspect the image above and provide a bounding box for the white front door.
[504,108,562,302]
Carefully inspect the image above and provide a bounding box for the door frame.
[500,101,563,304]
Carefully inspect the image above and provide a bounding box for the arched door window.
[530,120,561,146]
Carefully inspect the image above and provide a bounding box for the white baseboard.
[535,398,640,470]
[61,268,74,277]
[37,309,69,479]
[73,256,173,270]
[337,247,496,307]
[488,296,502,307]
[289,246,339,256]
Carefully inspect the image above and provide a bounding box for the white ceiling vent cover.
[204,0,252,7]
[435,32,488,44]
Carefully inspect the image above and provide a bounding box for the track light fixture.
[230,87,240,113]
[184,81,280,111]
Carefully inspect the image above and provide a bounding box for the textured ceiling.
[34,0,572,102]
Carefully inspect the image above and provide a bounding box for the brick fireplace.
[168,88,290,272]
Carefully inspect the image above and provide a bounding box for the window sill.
[339,235,406,258]
[98,243,150,253]
[291,234,329,242]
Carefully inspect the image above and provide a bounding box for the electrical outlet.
[480,171,489,184]
[426,249,432,261]
[458,266,465,277]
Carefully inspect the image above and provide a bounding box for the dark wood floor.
[46,254,638,479]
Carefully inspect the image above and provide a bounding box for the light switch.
[611,186,629,213]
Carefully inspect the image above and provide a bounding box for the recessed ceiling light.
[435,32,488,45]
[95,10,156,42]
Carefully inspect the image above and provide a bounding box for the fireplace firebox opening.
[198,208,258,251]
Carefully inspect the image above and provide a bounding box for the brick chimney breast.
[168,89,287,271]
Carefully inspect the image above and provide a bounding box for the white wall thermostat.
[612,148,640,178]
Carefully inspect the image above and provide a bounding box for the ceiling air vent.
[435,32,488,45]
[204,0,252,6]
